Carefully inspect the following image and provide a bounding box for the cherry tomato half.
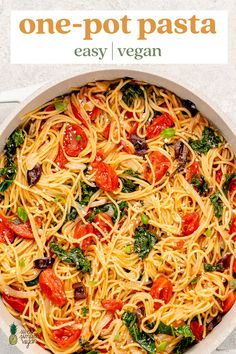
[74,221,94,250]
[6,220,34,239]
[186,161,200,182]
[53,320,82,348]
[216,169,223,184]
[92,162,118,192]
[144,151,170,184]
[190,321,204,342]
[0,214,15,244]
[63,124,87,157]
[71,102,89,128]
[102,123,111,139]
[150,274,173,310]
[55,145,68,169]
[182,212,200,236]
[146,113,174,139]
[93,213,113,239]
[39,269,67,307]
[222,292,236,313]
[2,293,28,313]
[101,299,123,312]
[229,216,236,239]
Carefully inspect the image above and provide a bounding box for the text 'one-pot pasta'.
[0,78,236,354]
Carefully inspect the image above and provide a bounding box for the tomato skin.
[53,320,82,348]
[233,259,236,273]
[182,212,200,236]
[95,149,105,162]
[175,240,185,250]
[93,213,113,238]
[6,221,34,239]
[190,321,204,342]
[0,214,15,244]
[74,221,94,250]
[63,124,87,157]
[229,179,236,194]
[39,269,67,307]
[144,151,170,184]
[92,162,119,192]
[120,139,135,154]
[88,106,101,120]
[45,104,55,112]
[229,216,236,241]
[216,169,223,184]
[2,293,28,313]
[54,145,68,169]
[222,292,236,313]
[102,123,111,139]
[146,113,174,139]
[71,102,88,128]
[102,299,123,312]
[129,121,139,137]
[186,161,200,182]
[150,275,173,310]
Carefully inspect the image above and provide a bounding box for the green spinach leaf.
[222,173,236,196]
[134,226,158,259]
[210,192,223,218]
[121,84,144,108]
[189,127,221,154]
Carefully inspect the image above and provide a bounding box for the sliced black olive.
[27,163,42,187]
[174,140,189,164]
[218,253,232,269]
[73,282,87,300]
[130,134,148,157]
[34,257,55,269]
[182,99,198,116]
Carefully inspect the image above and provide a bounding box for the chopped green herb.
[229,279,236,289]
[191,174,209,196]
[123,245,132,254]
[18,259,25,268]
[87,280,96,286]
[17,207,28,222]
[134,226,158,259]
[25,274,40,287]
[78,182,98,206]
[204,263,224,272]
[50,241,91,273]
[205,228,212,237]
[35,327,42,334]
[54,195,66,203]
[76,135,82,141]
[222,173,236,196]
[81,306,89,317]
[122,311,156,354]
[189,127,221,154]
[210,192,223,218]
[54,100,67,112]
[121,84,144,108]
[121,177,138,193]
[161,128,175,139]
[114,333,121,341]
[124,169,141,178]
[157,341,168,352]
[67,207,78,221]
[191,277,198,285]
[141,213,149,225]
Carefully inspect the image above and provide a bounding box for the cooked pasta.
[0,78,236,354]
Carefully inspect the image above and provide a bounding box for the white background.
[0,0,236,353]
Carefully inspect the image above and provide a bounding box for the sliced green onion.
[229,279,236,289]
[114,333,121,341]
[17,207,28,222]
[54,195,66,203]
[55,101,66,111]
[205,228,212,237]
[157,341,168,352]
[191,277,198,285]
[87,280,97,286]
[141,213,149,225]
[123,245,132,255]
[76,135,82,141]
[18,259,25,268]
[161,128,175,139]
[35,327,42,334]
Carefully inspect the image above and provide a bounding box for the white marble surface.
[0,0,236,353]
